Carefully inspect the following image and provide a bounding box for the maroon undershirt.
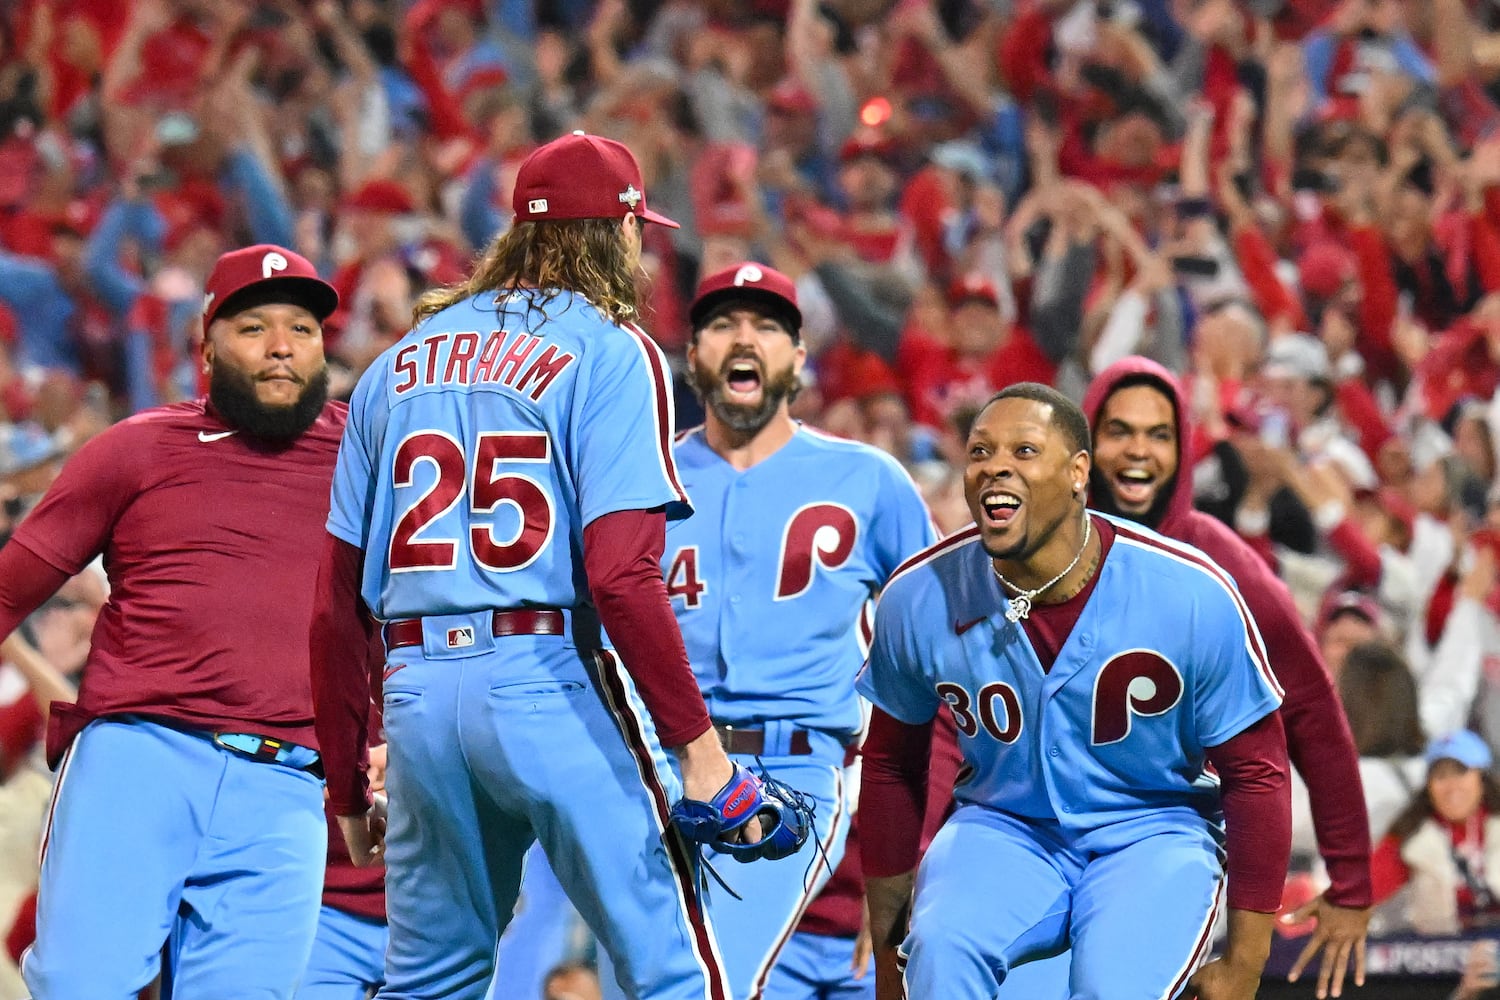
[861,515,1291,913]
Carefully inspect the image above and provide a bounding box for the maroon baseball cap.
[202,245,339,329]
[512,131,679,229]
[690,262,802,336]
[1316,589,1383,633]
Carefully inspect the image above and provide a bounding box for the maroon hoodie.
[1083,357,1372,908]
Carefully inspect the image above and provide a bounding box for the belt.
[714,723,812,756]
[213,732,322,774]
[383,609,567,650]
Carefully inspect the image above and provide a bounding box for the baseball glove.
[670,762,814,864]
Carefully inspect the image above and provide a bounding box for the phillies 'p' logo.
[733,264,764,286]
[1091,649,1183,745]
[776,503,858,599]
[261,251,289,278]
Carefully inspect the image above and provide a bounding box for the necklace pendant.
[1006,595,1031,623]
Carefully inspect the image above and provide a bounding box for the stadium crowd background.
[0,0,1499,994]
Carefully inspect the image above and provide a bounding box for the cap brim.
[690,286,802,334]
[640,206,681,229]
[208,276,341,328]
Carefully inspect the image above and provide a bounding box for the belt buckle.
[214,732,291,766]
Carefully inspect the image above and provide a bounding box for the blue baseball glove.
[670,761,814,864]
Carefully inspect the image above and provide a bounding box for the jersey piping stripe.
[1111,522,1284,700]
[1161,870,1224,1000]
[37,740,77,868]
[747,765,847,1000]
[592,649,730,1000]
[675,424,704,444]
[882,524,981,592]
[623,324,690,508]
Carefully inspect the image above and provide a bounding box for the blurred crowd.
[4,0,1500,991]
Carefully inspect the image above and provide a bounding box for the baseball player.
[0,244,345,997]
[858,382,1293,1000]
[667,263,936,999]
[1080,355,1371,995]
[311,131,748,1000]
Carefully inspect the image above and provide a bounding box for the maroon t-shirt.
[11,398,346,747]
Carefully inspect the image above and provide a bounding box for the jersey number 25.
[388,430,555,572]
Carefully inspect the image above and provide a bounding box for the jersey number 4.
[389,430,555,572]
[666,546,706,608]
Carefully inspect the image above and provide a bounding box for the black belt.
[383,609,567,650]
[714,723,813,756]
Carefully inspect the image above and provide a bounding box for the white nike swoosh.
[198,430,238,443]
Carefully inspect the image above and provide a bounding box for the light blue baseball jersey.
[666,425,936,739]
[329,290,690,620]
[857,514,1283,847]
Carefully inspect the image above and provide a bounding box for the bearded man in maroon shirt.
[0,244,371,1000]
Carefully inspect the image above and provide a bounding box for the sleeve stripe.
[1112,522,1284,700]
[884,524,982,591]
[623,324,690,508]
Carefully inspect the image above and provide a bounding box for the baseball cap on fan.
[1426,730,1494,771]
[512,131,679,229]
[690,263,802,338]
[202,245,339,330]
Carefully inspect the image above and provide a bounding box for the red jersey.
[11,398,347,747]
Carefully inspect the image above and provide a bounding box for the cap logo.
[261,251,288,278]
[618,184,642,209]
[733,264,764,287]
[202,290,215,316]
[528,198,548,214]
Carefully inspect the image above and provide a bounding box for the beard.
[689,351,799,436]
[209,363,330,444]
[1087,466,1177,530]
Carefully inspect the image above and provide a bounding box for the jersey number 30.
[389,430,555,572]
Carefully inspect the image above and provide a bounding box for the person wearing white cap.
[1260,333,1378,492]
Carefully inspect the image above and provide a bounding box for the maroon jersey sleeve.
[1186,515,1373,907]
[311,533,378,816]
[10,424,144,575]
[920,706,964,851]
[321,641,387,919]
[582,507,711,748]
[0,542,71,644]
[859,707,932,879]
[1206,711,1292,913]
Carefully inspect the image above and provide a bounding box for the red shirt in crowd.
[899,328,1057,430]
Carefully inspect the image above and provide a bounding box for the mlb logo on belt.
[447,626,475,649]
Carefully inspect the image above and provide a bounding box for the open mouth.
[724,359,763,401]
[980,491,1021,526]
[1114,468,1155,507]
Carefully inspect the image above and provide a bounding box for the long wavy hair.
[1337,639,1425,759]
[414,218,641,326]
